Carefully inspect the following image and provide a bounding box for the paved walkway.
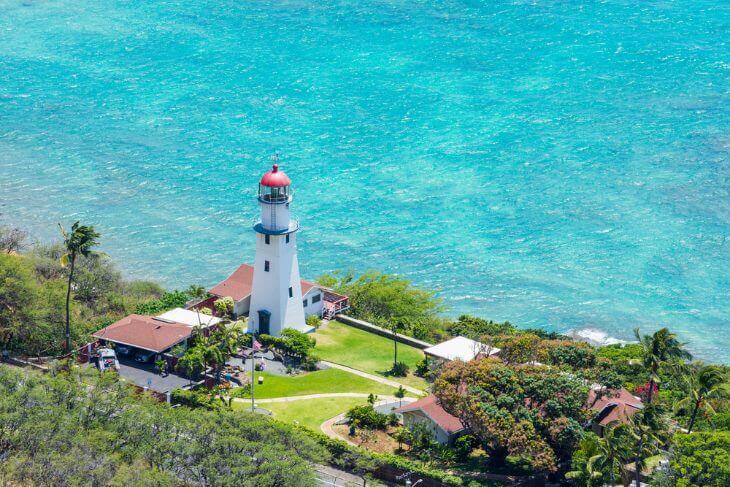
[230,392,398,404]
[321,412,358,446]
[320,361,425,395]
[319,397,416,445]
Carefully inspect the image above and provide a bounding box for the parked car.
[97,348,120,372]
[135,350,156,363]
[115,345,132,356]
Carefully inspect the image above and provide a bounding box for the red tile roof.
[209,264,320,301]
[209,264,255,301]
[395,395,465,434]
[587,387,643,427]
[92,314,192,353]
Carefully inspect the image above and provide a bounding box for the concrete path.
[321,412,357,446]
[319,397,416,445]
[230,392,398,404]
[320,361,425,395]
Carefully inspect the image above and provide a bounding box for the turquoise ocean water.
[0,1,728,361]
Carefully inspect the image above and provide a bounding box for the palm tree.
[675,364,727,433]
[633,328,689,487]
[395,385,406,407]
[187,285,207,300]
[59,222,100,353]
[627,410,662,487]
[588,425,630,487]
[634,327,691,404]
[186,285,209,327]
[389,319,405,371]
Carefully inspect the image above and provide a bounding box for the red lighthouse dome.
[260,164,291,188]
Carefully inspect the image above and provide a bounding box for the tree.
[496,333,543,365]
[176,347,206,385]
[0,226,27,254]
[669,431,730,487]
[388,319,405,371]
[433,358,588,473]
[59,222,100,353]
[633,328,691,487]
[588,426,631,487]
[395,385,406,407]
[634,327,691,404]
[0,365,327,486]
[566,433,603,487]
[0,253,37,350]
[675,364,727,433]
[187,284,207,300]
[317,270,443,340]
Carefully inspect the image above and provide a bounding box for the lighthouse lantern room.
[248,164,307,336]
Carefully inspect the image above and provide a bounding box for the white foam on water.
[568,328,630,347]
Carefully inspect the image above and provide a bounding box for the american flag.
[252,338,262,351]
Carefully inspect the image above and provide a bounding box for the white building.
[208,263,325,323]
[423,336,500,363]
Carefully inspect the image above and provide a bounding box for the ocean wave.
[567,328,631,347]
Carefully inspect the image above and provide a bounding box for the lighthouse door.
[257,310,271,335]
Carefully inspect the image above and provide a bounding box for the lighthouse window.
[264,261,270,272]
[288,287,293,298]
[286,234,290,244]
[265,234,270,245]
[311,294,321,304]
[302,299,308,307]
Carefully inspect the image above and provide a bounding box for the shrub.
[306,314,322,329]
[214,296,234,317]
[300,354,320,371]
[171,388,226,410]
[453,434,476,461]
[415,357,430,377]
[390,361,410,377]
[346,405,390,430]
[280,328,316,357]
[135,290,190,314]
[408,422,437,451]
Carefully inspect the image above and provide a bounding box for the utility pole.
[251,332,256,413]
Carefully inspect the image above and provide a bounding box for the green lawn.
[232,367,398,399]
[239,396,370,431]
[312,320,428,390]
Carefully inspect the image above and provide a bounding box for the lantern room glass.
[259,184,290,203]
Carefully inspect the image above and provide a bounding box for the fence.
[335,315,434,350]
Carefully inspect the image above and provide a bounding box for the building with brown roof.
[92,314,194,354]
[206,263,348,327]
[394,394,465,445]
[586,386,643,436]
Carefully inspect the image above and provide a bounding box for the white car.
[97,348,120,372]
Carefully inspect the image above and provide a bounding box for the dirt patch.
[332,424,401,454]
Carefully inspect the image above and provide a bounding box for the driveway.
[117,358,190,394]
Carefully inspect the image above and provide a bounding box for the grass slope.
[234,367,398,399]
[312,320,427,390]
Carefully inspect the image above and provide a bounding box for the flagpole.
[251,332,255,413]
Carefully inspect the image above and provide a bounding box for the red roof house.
[395,395,465,445]
[207,263,325,319]
[586,387,643,436]
[92,315,193,353]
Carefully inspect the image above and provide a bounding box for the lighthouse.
[248,164,307,336]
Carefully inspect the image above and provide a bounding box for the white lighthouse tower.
[248,164,307,336]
